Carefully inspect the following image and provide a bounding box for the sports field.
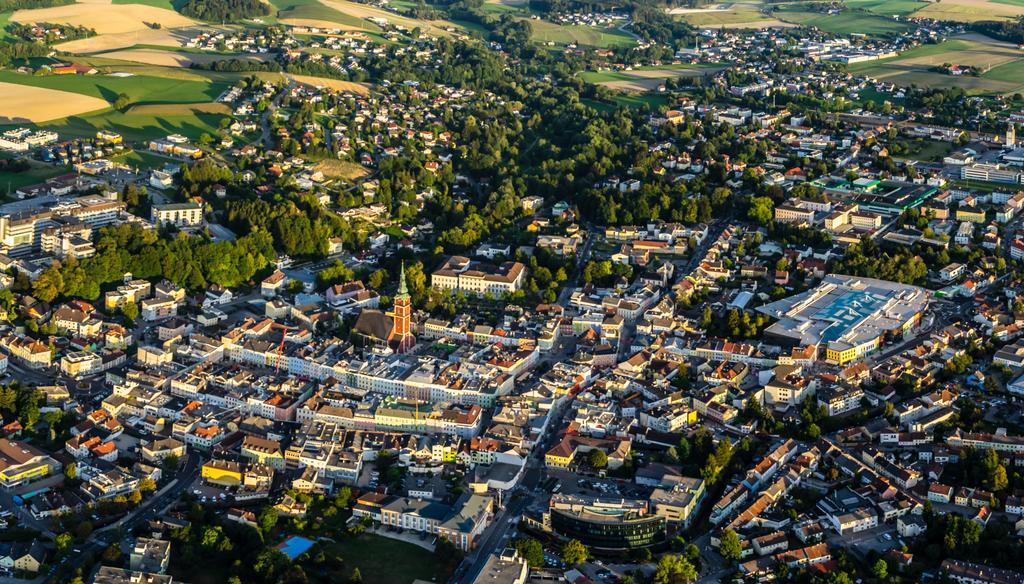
[850,35,1024,94]
[528,19,636,47]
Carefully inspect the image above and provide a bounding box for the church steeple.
[397,261,409,297]
[388,261,415,354]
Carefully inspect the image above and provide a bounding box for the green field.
[580,63,721,84]
[272,0,381,31]
[111,149,181,170]
[850,37,1024,94]
[322,535,451,584]
[528,20,636,47]
[678,8,779,26]
[842,0,929,16]
[983,57,1024,83]
[778,9,909,35]
[0,70,228,105]
[111,0,181,9]
[0,160,70,193]
[1,106,227,142]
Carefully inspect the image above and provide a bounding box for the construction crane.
[272,324,298,372]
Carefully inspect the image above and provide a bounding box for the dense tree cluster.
[32,224,275,302]
[832,236,927,285]
[177,0,270,21]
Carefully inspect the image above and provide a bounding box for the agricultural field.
[0,80,110,123]
[911,0,1024,21]
[1,102,228,142]
[10,1,197,35]
[841,0,928,16]
[317,0,460,36]
[528,19,636,47]
[675,7,793,28]
[273,0,381,31]
[850,35,1024,95]
[840,0,1024,20]
[286,73,371,94]
[775,9,909,35]
[0,70,229,106]
[95,47,270,67]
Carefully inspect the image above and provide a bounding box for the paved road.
[44,453,201,583]
[453,397,573,584]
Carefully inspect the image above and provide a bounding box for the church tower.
[389,262,415,354]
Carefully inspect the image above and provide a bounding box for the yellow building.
[96,131,122,144]
[956,208,987,224]
[0,439,59,488]
[201,459,243,486]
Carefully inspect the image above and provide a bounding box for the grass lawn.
[0,70,228,105]
[778,10,908,35]
[528,19,635,47]
[111,149,184,170]
[322,534,450,584]
[993,0,1024,6]
[0,160,69,193]
[902,139,954,162]
[843,0,928,16]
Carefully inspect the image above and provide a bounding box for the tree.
[979,448,1008,492]
[588,448,608,469]
[56,532,73,555]
[139,477,157,493]
[121,301,139,322]
[561,539,589,566]
[113,92,130,110]
[349,568,363,584]
[258,506,279,534]
[513,537,544,568]
[747,196,774,225]
[873,558,888,580]
[719,529,742,562]
[163,453,180,472]
[652,554,698,584]
[64,461,77,481]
